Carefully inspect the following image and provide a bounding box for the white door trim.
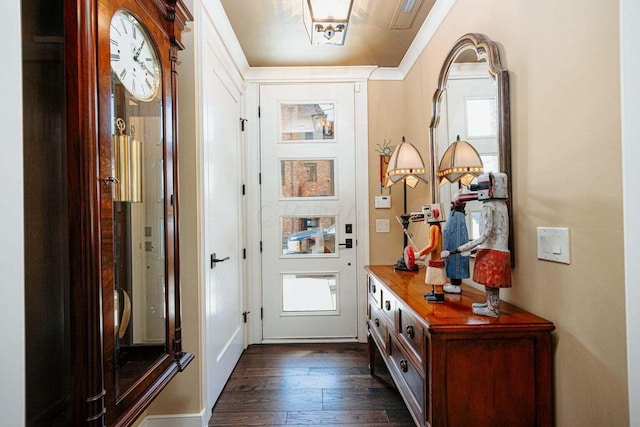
[245,80,369,344]
[621,0,640,424]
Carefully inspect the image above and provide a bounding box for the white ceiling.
[219,0,436,68]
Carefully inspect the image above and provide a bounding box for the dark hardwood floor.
[209,343,415,426]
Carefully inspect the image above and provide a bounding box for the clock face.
[110,10,160,102]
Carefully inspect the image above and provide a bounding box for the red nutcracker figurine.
[418,203,448,303]
[442,172,511,317]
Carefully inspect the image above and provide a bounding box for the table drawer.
[389,336,424,421]
[380,288,397,323]
[368,275,383,308]
[398,304,425,364]
[368,300,387,352]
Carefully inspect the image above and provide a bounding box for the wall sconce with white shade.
[384,137,427,271]
[437,135,483,187]
[302,0,354,45]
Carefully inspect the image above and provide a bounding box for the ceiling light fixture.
[303,0,354,45]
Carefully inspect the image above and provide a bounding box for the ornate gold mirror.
[428,33,514,265]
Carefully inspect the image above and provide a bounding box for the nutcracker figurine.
[442,173,511,317]
[418,203,448,303]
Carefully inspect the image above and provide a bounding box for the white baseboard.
[139,410,207,427]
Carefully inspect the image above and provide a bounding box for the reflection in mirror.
[111,75,166,396]
[428,33,513,265]
[280,102,335,141]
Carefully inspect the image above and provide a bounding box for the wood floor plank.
[209,343,414,426]
[235,354,368,369]
[322,388,409,411]
[240,367,311,377]
[209,411,287,426]
[224,373,394,391]
[213,389,323,412]
[285,409,389,424]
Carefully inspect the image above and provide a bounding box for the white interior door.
[202,45,244,403]
[260,83,357,341]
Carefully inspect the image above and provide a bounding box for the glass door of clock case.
[100,4,179,407]
[110,80,166,397]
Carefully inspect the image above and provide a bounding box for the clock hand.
[133,40,145,61]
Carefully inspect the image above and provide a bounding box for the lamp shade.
[303,0,353,45]
[437,136,483,187]
[385,137,428,188]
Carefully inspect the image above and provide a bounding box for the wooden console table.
[365,265,555,427]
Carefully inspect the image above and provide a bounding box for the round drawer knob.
[400,359,408,373]
[406,325,415,339]
[374,318,380,327]
[385,301,391,311]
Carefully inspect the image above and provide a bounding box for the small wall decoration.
[375,139,395,193]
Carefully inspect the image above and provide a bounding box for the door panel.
[260,83,357,340]
[203,45,244,404]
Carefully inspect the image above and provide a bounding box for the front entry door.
[260,83,357,340]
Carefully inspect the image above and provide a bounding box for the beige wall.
[145,20,203,418]
[368,0,628,425]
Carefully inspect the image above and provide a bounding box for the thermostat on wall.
[374,195,391,209]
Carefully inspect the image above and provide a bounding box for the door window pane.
[282,273,337,312]
[282,216,336,255]
[280,159,335,198]
[280,103,335,141]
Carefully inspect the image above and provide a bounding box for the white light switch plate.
[376,219,390,233]
[537,227,570,264]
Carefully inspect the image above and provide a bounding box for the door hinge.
[243,248,247,259]
[242,311,250,323]
[170,194,175,206]
[258,105,261,118]
[260,307,263,319]
[259,241,263,253]
[258,173,262,185]
[242,184,246,195]
[240,118,247,131]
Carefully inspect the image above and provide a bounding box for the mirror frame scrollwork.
[428,33,514,266]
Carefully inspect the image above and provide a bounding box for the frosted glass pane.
[282,273,337,312]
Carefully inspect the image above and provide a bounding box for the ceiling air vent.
[389,0,423,30]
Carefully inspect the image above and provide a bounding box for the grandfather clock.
[65,0,193,425]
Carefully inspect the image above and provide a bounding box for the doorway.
[260,83,360,341]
